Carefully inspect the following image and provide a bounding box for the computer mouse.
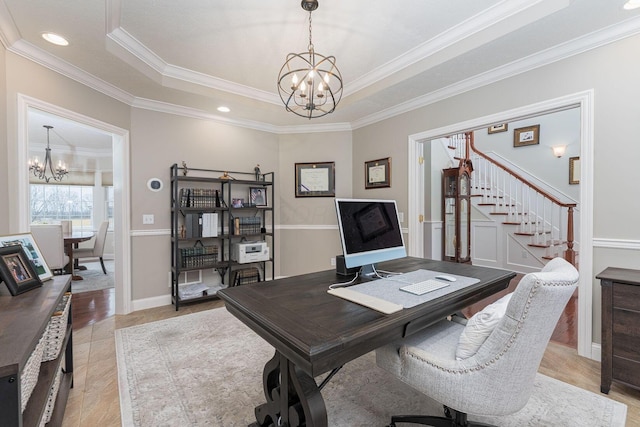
[434,275,457,282]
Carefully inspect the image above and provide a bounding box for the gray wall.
[2,32,640,344]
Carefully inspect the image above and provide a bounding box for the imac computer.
[335,198,406,279]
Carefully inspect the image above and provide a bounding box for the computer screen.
[335,198,406,277]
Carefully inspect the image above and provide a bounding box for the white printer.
[232,241,269,264]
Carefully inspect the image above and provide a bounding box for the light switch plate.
[143,214,154,224]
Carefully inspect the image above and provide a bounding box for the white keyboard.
[327,287,403,314]
[400,279,450,296]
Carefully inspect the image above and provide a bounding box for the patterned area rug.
[70,260,114,293]
[116,308,627,427]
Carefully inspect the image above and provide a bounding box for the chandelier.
[28,125,68,183]
[277,0,343,119]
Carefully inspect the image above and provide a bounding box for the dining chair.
[30,224,70,274]
[74,221,109,274]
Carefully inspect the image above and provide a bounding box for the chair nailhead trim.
[405,278,577,374]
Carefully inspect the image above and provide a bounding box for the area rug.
[115,308,627,427]
[70,260,114,293]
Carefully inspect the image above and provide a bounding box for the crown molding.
[351,15,640,130]
[6,38,135,105]
[3,6,640,134]
[347,0,568,96]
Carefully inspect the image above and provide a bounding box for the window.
[30,184,93,230]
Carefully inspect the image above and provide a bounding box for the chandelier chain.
[308,10,314,52]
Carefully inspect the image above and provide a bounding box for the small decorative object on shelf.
[182,161,188,176]
[170,164,274,310]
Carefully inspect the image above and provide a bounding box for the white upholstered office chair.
[74,221,109,274]
[376,257,579,427]
[30,224,70,274]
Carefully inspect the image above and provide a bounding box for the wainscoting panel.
[471,221,498,267]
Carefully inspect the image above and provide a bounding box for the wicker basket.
[42,292,72,362]
[39,357,64,427]
[21,334,45,412]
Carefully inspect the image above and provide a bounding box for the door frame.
[407,90,594,359]
[16,94,132,315]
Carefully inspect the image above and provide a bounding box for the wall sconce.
[551,145,567,158]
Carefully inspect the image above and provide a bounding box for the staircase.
[445,132,578,268]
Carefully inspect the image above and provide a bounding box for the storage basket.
[20,333,46,412]
[39,357,64,427]
[42,292,72,362]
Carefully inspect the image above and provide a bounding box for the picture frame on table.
[569,156,580,185]
[513,125,540,147]
[0,245,43,295]
[488,123,508,134]
[231,198,245,208]
[0,233,53,282]
[365,157,391,189]
[249,187,268,207]
[295,162,335,197]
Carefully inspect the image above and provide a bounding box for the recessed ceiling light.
[624,0,640,10]
[42,32,69,46]
[217,106,230,113]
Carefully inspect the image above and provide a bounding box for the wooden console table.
[0,275,74,426]
[597,267,640,394]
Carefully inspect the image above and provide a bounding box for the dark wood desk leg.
[252,351,327,427]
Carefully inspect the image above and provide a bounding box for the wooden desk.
[63,232,94,280]
[217,257,515,427]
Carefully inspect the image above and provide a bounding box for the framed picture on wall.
[513,125,540,147]
[295,162,335,197]
[0,233,53,282]
[488,123,508,134]
[365,157,391,189]
[569,156,580,185]
[0,245,43,295]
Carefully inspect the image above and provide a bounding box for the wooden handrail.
[466,132,577,265]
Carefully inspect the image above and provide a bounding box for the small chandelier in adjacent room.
[28,125,68,183]
[277,0,343,119]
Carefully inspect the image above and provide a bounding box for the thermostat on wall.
[147,178,163,192]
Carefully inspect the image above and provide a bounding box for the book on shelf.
[202,213,218,237]
[179,188,222,208]
[233,216,262,235]
[179,245,219,268]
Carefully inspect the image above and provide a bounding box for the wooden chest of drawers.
[597,267,640,394]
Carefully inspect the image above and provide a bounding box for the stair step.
[515,231,551,236]
[529,240,565,249]
[478,203,496,206]
[542,251,579,260]
[447,145,456,150]
[489,212,509,216]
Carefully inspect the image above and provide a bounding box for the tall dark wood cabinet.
[442,164,471,263]
[0,275,73,427]
[170,164,274,310]
[597,267,640,394]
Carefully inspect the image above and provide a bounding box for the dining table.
[63,231,94,280]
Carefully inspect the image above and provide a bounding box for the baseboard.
[132,294,172,312]
[591,342,601,362]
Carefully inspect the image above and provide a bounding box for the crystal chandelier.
[28,125,68,183]
[277,0,343,119]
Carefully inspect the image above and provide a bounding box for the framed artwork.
[231,198,245,208]
[488,123,508,134]
[569,156,580,185]
[513,125,540,147]
[365,157,391,189]
[249,187,268,207]
[0,245,43,295]
[295,162,335,197]
[0,233,53,281]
